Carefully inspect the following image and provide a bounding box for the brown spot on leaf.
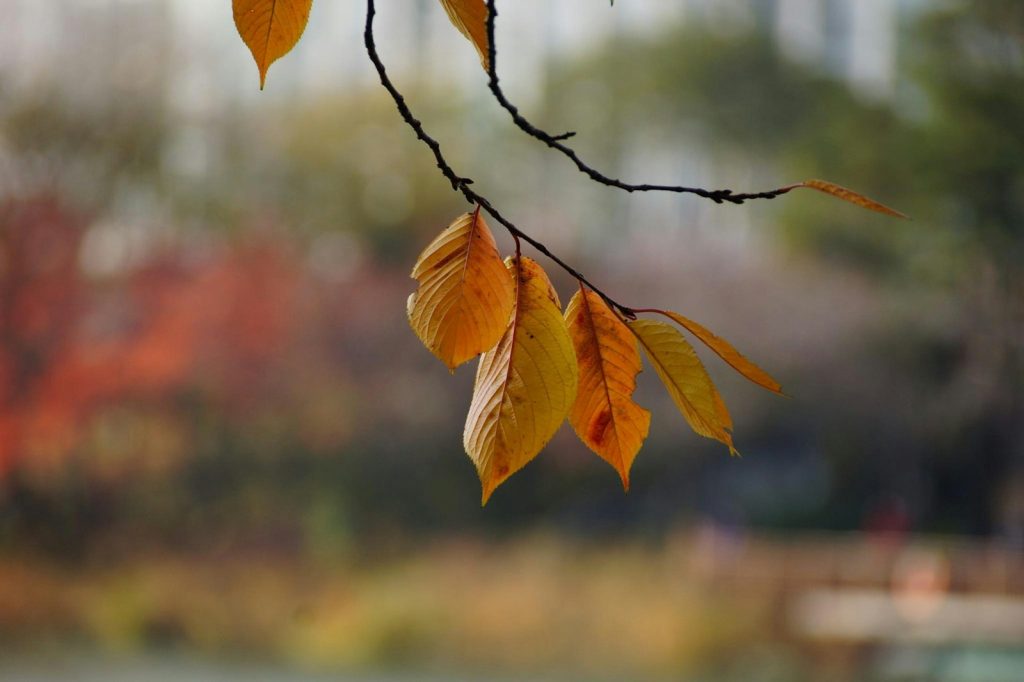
[588,410,613,446]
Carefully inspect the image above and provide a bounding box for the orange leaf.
[656,310,783,395]
[439,0,490,71]
[464,257,578,504]
[408,210,516,371]
[233,0,313,89]
[565,289,651,490]
[799,179,908,219]
[628,319,737,455]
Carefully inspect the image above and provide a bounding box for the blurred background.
[1,0,1022,680]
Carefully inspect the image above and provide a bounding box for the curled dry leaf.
[439,0,490,71]
[799,179,908,219]
[565,289,651,490]
[628,319,737,455]
[656,310,783,395]
[464,257,579,504]
[233,0,313,89]
[408,210,516,371]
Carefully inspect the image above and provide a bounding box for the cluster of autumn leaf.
[407,210,783,502]
[232,0,904,502]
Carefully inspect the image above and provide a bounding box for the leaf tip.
[233,0,312,93]
[800,179,908,219]
[442,350,460,374]
[480,481,497,506]
[654,309,785,396]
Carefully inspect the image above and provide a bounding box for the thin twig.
[364,0,636,318]
[483,0,795,206]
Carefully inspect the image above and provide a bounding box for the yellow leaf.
[233,0,313,89]
[565,288,651,491]
[408,210,516,371]
[799,179,908,219]
[464,257,578,504]
[628,319,737,455]
[656,310,783,395]
[439,0,490,71]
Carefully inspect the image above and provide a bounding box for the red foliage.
[0,195,339,482]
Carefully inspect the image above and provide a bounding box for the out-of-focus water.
[0,656,530,682]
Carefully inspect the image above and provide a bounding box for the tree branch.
[483,0,795,206]
[363,0,635,318]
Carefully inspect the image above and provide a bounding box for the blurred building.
[775,0,932,99]
[0,0,927,102]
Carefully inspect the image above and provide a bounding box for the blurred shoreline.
[2,530,1021,678]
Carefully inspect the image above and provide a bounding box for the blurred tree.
[544,1,1023,534]
[1,1,1019,551]
[781,2,1024,534]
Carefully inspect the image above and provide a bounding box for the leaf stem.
[483,0,797,205]
[363,0,635,318]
